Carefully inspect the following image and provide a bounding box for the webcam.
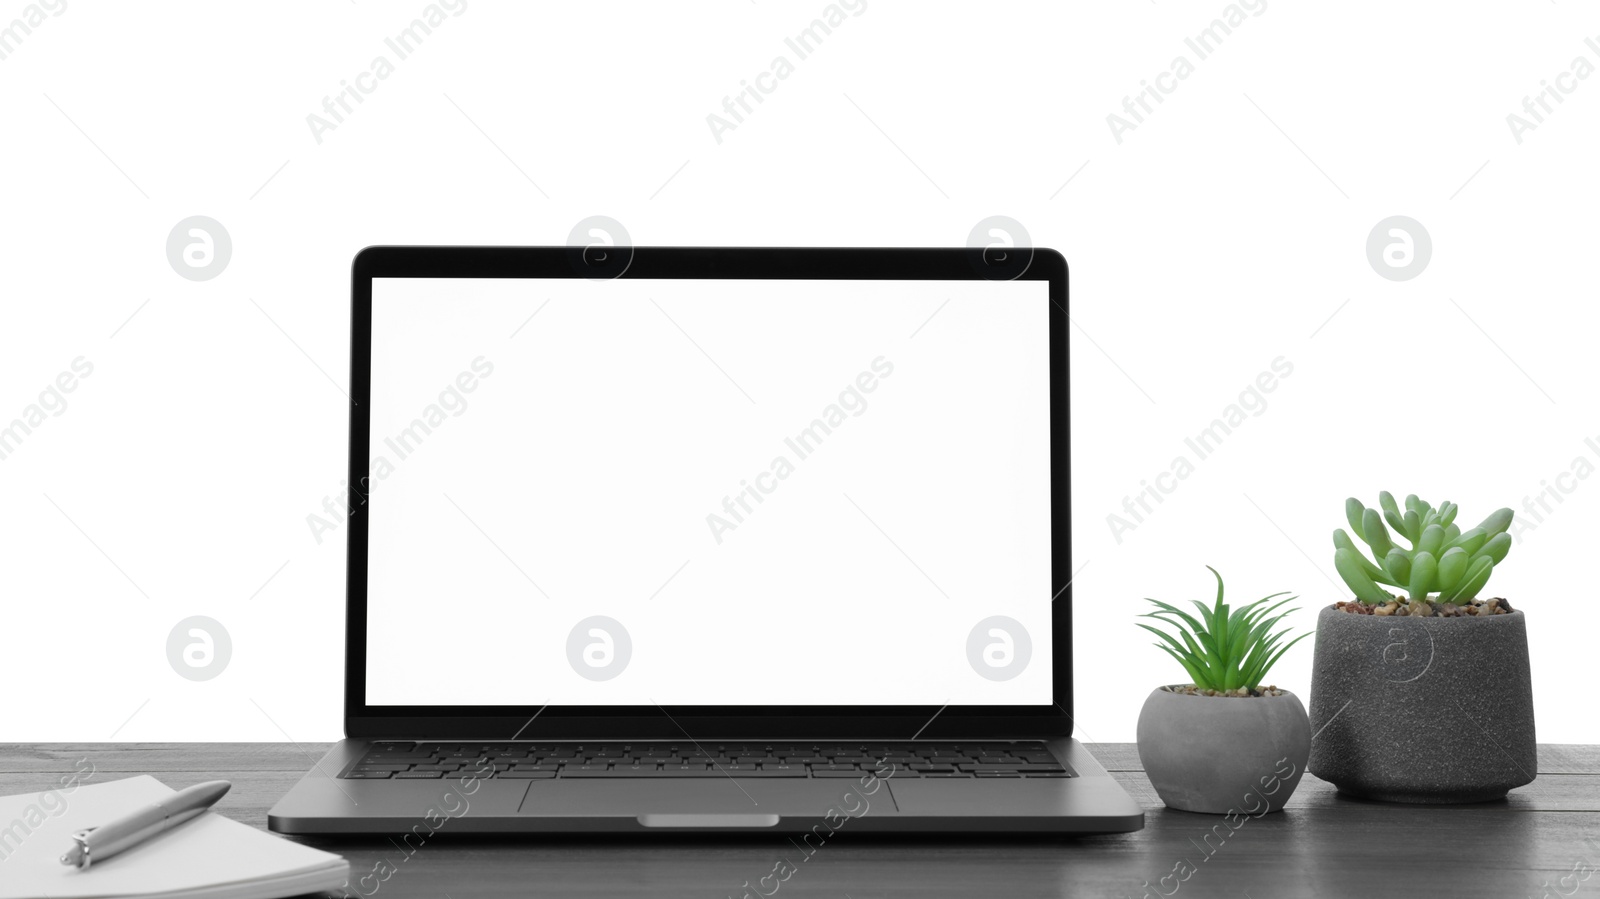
[566,216,634,280]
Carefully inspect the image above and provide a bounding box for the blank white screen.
[365,277,1053,705]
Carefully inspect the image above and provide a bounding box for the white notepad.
[0,776,348,899]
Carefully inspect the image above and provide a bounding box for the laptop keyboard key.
[350,741,1057,780]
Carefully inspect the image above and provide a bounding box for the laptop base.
[268,739,1142,835]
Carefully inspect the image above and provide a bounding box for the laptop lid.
[344,246,1070,741]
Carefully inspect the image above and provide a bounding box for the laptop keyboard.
[341,741,1073,780]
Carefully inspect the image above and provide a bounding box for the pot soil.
[1136,686,1310,814]
[1307,604,1536,803]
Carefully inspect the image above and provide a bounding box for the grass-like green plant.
[1333,492,1513,605]
[1138,566,1308,692]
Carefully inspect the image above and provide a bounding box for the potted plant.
[1135,566,1312,814]
[1308,492,1536,803]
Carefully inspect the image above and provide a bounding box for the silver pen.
[59,780,231,870]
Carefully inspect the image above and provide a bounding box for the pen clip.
[69,828,94,870]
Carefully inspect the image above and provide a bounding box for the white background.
[1,1,1595,743]
[364,277,1052,706]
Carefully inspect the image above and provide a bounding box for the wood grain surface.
[4,743,1596,898]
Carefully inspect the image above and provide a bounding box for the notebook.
[0,776,348,899]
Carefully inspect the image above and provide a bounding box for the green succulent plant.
[1333,492,1513,605]
[1138,567,1308,692]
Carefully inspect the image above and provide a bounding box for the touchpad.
[517,779,898,820]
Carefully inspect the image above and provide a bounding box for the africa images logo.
[705,357,893,544]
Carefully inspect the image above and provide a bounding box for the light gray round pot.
[1136,687,1311,814]
[1307,605,1536,803]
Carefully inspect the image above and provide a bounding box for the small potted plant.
[1308,492,1536,803]
[1135,566,1311,814]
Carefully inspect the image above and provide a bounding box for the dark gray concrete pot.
[1136,687,1310,814]
[1307,605,1537,803]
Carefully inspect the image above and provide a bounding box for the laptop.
[267,245,1143,835]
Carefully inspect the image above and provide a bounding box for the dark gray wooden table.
[4,743,1596,898]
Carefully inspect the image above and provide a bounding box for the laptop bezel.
[344,246,1071,740]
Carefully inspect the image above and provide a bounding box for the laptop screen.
[364,276,1053,707]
